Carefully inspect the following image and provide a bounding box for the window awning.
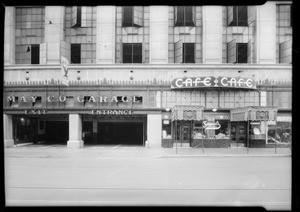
[172,105,204,121]
[277,114,292,122]
[230,106,278,122]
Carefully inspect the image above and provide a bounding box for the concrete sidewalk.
[4,144,292,158]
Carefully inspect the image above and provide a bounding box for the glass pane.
[123,6,133,26]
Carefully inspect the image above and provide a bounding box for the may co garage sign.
[171,76,256,90]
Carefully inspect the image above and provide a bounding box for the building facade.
[3,3,292,148]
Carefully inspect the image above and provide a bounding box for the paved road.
[4,146,291,210]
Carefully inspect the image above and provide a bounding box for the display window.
[162,119,172,139]
[268,122,292,143]
[192,120,230,139]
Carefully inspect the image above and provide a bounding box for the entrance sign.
[203,121,221,130]
[171,76,256,89]
[91,109,133,115]
[25,109,47,114]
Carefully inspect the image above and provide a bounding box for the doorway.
[230,122,247,145]
[174,121,192,146]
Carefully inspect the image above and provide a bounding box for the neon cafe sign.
[171,76,256,89]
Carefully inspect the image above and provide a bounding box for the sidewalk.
[4,144,292,159]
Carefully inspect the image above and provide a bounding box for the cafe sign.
[203,121,221,130]
[171,76,256,89]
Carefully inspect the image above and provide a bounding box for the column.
[67,114,84,148]
[4,7,15,65]
[3,114,14,148]
[44,6,65,64]
[147,113,162,148]
[96,6,116,64]
[149,6,169,64]
[202,6,223,64]
[256,2,276,64]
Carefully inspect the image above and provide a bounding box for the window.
[277,4,292,27]
[31,44,40,64]
[71,44,81,64]
[122,6,143,27]
[227,6,249,26]
[123,43,142,63]
[227,39,251,63]
[183,43,195,63]
[71,6,92,28]
[175,41,195,63]
[175,6,195,27]
[279,40,292,63]
[162,119,172,139]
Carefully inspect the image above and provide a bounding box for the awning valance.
[230,106,277,122]
[172,105,204,121]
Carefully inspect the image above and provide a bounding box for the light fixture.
[77,70,81,80]
[129,76,134,80]
[165,108,170,112]
[212,108,217,112]
[25,71,29,81]
[26,47,30,52]
[184,70,187,73]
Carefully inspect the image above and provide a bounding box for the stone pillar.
[4,6,15,65]
[67,114,84,148]
[44,6,65,64]
[202,6,223,64]
[147,113,162,148]
[149,6,169,64]
[96,6,116,64]
[256,2,276,64]
[3,114,14,148]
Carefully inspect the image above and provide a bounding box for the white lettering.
[228,78,237,87]
[7,96,16,102]
[121,96,128,102]
[111,96,118,102]
[20,96,27,102]
[245,79,253,88]
[59,95,66,102]
[193,78,201,87]
[203,77,211,86]
[175,79,183,88]
[99,96,107,102]
[221,77,228,86]
[183,78,193,87]
[237,78,244,87]
[31,96,37,102]
[77,96,84,102]
[88,96,96,102]
[47,96,54,102]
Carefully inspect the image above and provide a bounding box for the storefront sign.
[256,111,269,120]
[91,109,133,115]
[7,95,143,103]
[171,77,256,89]
[25,109,47,114]
[203,121,221,130]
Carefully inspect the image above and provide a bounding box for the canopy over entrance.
[230,106,278,122]
[172,105,204,121]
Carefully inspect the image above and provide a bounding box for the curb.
[157,154,291,158]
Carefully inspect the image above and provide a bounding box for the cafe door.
[174,121,192,146]
[231,122,247,144]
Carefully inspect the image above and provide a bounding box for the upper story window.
[227,6,253,26]
[175,6,195,27]
[71,6,92,27]
[31,44,40,64]
[123,43,143,63]
[122,6,143,27]
[277,4,292,27]
[175,41,195,63]
[227,39,251,63]
[71,44,81,64]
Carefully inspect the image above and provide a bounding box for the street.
[4,146,291,210]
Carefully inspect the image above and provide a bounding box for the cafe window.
[122,6,143,27]
[123,43,143,63]
[71,44,81,64]
[227,40,251,63]
[162,119,172,139]
[192,120,230,139]
[175,6,195,27]
[175,41,195,63]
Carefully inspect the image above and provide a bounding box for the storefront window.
[268,122,292,143]
[193,120,230,139]
[162,119,172,139]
